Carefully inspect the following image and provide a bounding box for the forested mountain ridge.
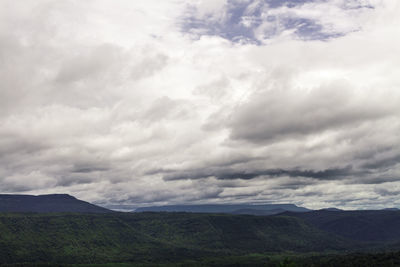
[0,212,353,264]
[0,194,111,213]
[2,195,400,266]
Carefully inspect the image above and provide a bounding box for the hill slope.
[282,210,400,242]
[0,212,352,264]
[0,194,111,213]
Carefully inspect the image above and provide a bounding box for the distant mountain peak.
[0,193,75,198]
[0,194,111,213]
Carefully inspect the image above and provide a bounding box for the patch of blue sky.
[266,0,316,8]
[181,0,372,44]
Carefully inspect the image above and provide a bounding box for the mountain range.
[1,194,400,265]
[134,203,310,215]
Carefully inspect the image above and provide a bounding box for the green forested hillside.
[0,212,351,265]
[282,210,400,242]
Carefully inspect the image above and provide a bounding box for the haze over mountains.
[134,203,310,215]
[1,194,398,215]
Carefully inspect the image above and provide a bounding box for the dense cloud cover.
[0,0,399,210]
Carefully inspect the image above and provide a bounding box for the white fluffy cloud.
[0,0,399,210]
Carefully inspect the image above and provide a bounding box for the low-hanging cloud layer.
[0,0,399,210]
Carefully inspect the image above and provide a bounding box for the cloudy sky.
[1,0,399,210]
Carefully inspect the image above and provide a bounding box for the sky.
[0,0,399,210]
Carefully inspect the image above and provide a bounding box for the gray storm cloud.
[0,0,399,210]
